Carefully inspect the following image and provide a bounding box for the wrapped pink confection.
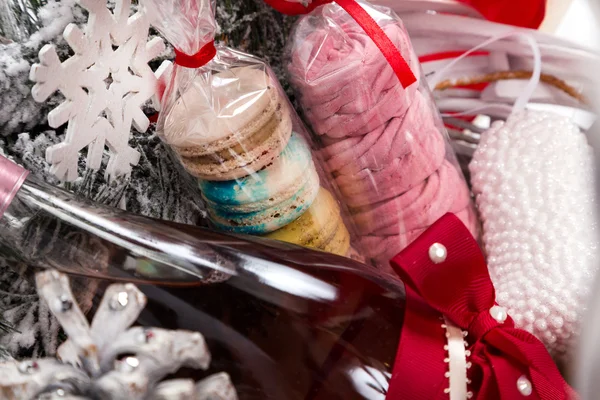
[286,0,478,270]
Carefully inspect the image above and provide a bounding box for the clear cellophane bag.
[285,0,479,270]
[142,0,367,262]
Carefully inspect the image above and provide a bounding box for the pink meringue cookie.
[327,93,446,208]
[306,84,410,138]
[289,20,420,139]
[324,91,442,175]
[292,29,396,102]
[296,39,399,119]
[359,203,476,271]
[334,126,445,208]
[300,60,397,121]
[289,19,418,95]
[360,231,423,272]
[352,161,470,236]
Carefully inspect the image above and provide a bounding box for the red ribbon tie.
[174,40,217,69]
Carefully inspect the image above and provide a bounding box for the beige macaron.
[163,66,292,181]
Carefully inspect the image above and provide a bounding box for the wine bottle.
[0,155,405,399]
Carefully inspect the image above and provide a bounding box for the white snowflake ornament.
[29,0,167,181]
[0,270,238,400]
[470,110,599,361]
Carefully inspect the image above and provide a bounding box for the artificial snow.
[0,0,82,137]
[26,0,80,50]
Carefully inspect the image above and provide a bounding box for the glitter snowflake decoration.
[29,0,167,182]
[0,270,238,400]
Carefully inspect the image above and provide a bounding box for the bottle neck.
[0,155,29,220]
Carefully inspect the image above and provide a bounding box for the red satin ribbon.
[459,0,546,29]
[174,41,217,69]
[265,0,546,29]
[387,214,576,400]
[263,0,417,89]
[418,50,489,64]
[263,0,326,14]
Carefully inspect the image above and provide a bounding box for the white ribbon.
[443,317,469,400]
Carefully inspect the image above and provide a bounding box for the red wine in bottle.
[108,259,404,400]
[136,258,404,399]
[1,174,405,399]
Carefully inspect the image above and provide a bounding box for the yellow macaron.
[265,187,350,257]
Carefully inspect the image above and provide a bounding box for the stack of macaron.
[287,4,478,269]
[162,65,355,258]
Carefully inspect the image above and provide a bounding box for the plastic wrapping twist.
[388,214,575,400]
[265,0,417,88]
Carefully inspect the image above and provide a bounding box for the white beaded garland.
[470,110,599,361]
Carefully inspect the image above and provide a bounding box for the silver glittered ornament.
[0,270,238,400]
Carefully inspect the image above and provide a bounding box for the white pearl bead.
[489,305,508,323]
[429,243,447,264]
[517,375,532,396]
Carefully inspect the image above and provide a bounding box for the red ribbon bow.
[263,0,417,89]
[387,214,576,400]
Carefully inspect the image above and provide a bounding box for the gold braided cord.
[434,70,588,105]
